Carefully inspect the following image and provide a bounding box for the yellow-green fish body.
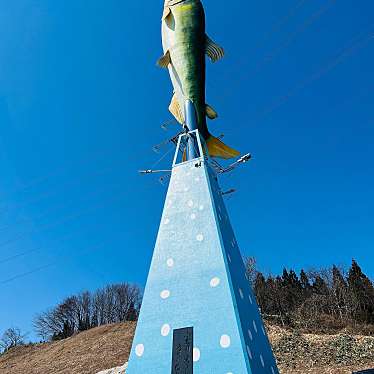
[159,0,239,159]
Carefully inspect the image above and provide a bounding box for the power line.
[0,241,110,286]
[0,164,120,215]
[0,148,112,201]
[254,28,374,121]
[0,264,56,285]
[0,166,123,234]
[219,0,337,102]
[215,0,309,84]
[0,231,76,265]
[0,186,127,250]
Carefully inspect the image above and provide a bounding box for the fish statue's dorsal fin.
[205,35,225,63]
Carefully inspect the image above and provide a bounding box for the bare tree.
[34,283,142,341]
[244,256,257,288]
[0,327,26,352]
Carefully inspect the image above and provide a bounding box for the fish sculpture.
[158,0,240,159]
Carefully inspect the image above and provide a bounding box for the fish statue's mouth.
[165,0,198,7]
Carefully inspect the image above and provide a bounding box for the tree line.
[33,283,141,341]
[2,260,373,352]
[247,258,374,330]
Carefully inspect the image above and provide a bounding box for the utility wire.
[0,148,111,200]
[254,28,374,121]
[0,186,127,249]
[0,167,124,234]
[219,0,337,102]
[0,241,110,286]
[0,230,77,265]
[214,0,308,84]
[0,164,120,215]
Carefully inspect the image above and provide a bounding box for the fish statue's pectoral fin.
[206,134,240,160]
[205,35,225,63]
[206,104,218,120]
[157,50,171,68]
[169,93,185,124]
[162,7,173,28]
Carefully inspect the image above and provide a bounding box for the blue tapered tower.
[127,130,279,373]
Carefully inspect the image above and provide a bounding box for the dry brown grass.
[0,321,373,374]
[0,322,135,374]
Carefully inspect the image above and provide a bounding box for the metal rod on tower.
[184,100,199,160]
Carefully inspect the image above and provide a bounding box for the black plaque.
[171,327,193,374]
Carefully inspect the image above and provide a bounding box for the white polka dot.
[260,354,265,367]
[160,290,170,299]
[210,277,220,288]
[239,288,244,299]
[248,294,253,304]
[135,344,144,357]
[227,253,232,263]
[246,345,252,360]
[164,218,170,225]
[193,347,200,362]
[166,258,174,267]
[190,213,196,220]
[253,320,258,333]
[248,329,253,341]
[220,335,231,348]
[195,177,200,182]
[161,324,171,336]
[188,200,194,207]
[271,367,276,374]
[196,234,204,242]
[199,205,204,211]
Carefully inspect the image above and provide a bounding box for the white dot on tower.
[161,324,171,337]
[196,234,204,242]
[193,347,200,362]
[160,290,170,299]
[166,258,174,267]
[210,277,221,288]
[135,344,144,357]
[220,334,231,348]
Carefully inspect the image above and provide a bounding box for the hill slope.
[0,322,373,374]
[0,323,135,374]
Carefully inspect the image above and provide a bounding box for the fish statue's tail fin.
[206,134,240,160]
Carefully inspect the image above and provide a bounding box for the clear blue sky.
[0,0,373,340]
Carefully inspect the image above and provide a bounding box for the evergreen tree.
[300,269,312,301]
[300,270,311,290]
[347,259,374,323]
[331,265,348,321]
[281,268,303,313]
[312,276,329,295]
[254,272,267,313]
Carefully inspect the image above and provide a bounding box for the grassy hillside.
[1,322,373,374]
[0,323,135,374]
